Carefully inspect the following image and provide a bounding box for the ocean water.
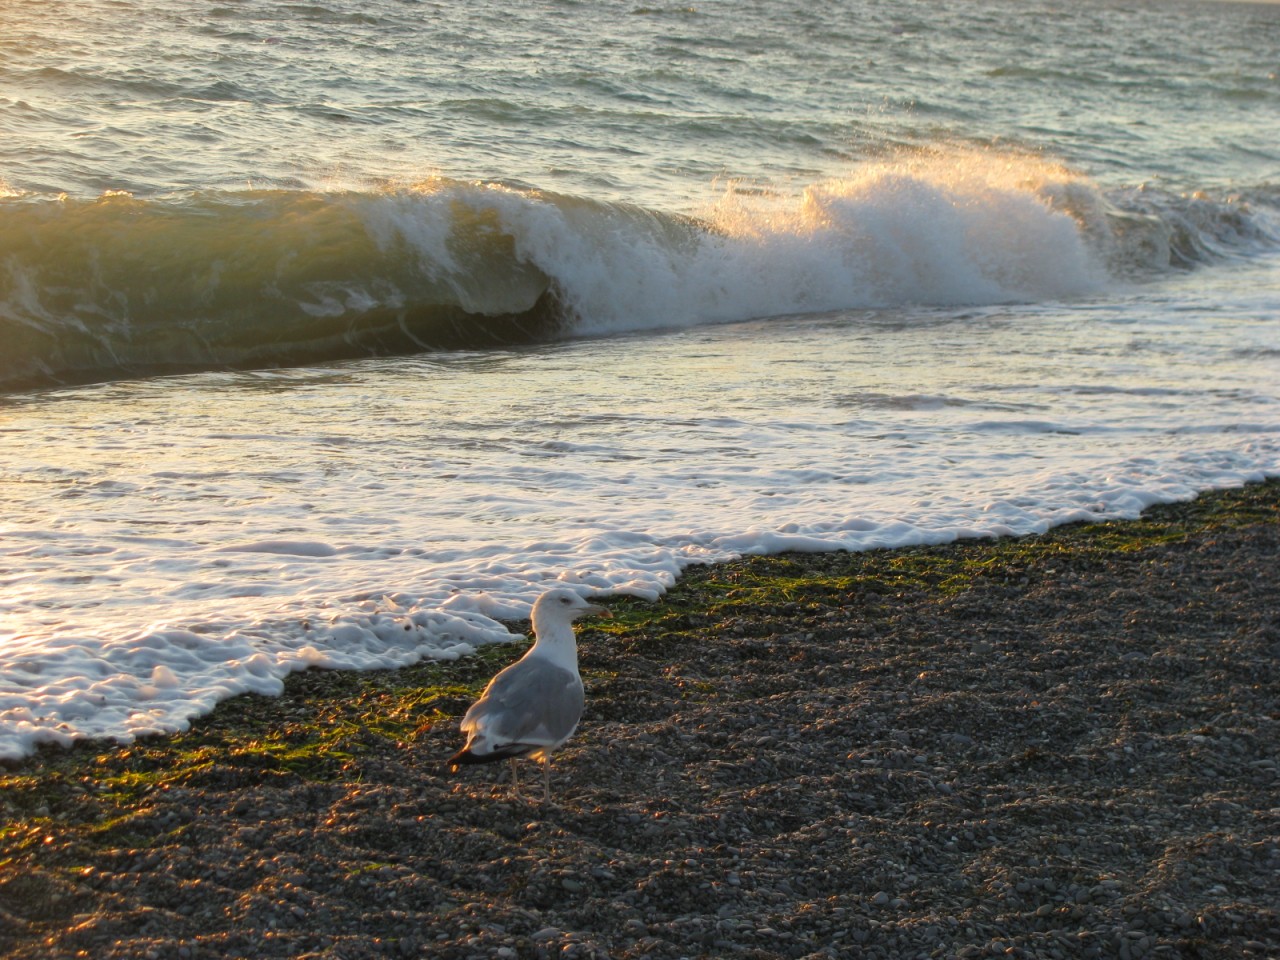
[1,0,1278,760]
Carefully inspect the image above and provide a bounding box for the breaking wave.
[2,151,1276,391]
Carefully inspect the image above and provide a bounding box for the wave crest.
[1,156,1275,390]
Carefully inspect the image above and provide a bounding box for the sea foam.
[2,440,1274,761]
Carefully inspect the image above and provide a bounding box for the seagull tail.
[448,743,534,771]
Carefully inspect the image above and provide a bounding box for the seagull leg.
[509,757,520,801]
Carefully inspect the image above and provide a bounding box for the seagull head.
[531,588,612,630]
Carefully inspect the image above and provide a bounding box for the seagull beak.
[586,602,612,619]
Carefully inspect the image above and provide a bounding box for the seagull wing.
[458,656,584,760]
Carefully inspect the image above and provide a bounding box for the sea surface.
[1,0,1278,760]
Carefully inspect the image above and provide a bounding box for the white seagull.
[448,588,611,803]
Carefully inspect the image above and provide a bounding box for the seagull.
[448,588,611,803]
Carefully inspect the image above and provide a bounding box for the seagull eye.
[560,596,571,604]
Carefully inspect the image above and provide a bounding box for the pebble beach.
[1,479,1277,960]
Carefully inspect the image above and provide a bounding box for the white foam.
[348,151,1108,346]
[217,540,342,557]
[431,151,1108,337]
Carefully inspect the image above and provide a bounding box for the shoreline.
[2,479,1278,959]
